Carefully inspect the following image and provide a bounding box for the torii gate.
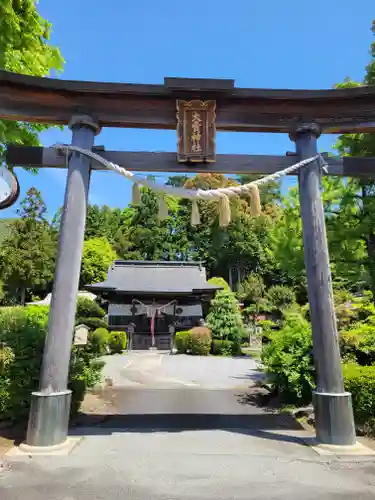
[2,71,375,451]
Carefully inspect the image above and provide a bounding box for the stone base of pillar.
[313,391,356,446]
[25,390,72,447]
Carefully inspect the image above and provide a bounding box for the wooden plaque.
[177,100,216,163]
[74,324,89,346]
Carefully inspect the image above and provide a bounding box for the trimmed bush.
[212,339,233,356]
[76,297,105,319]
[175,330,191,354]
[175,328,212,355]
[0,305,103,422]
[189,327,211,355]
[76,316,108,331]
[89,328,109,355]
[343,363,375,433]
[108,331,127,354]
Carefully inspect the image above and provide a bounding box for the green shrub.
[69,348,104,417]
[76,316,108,331]
[340,320,375,365]
[261,311,314,404]
[108,331,127,354]
[206,290,244,348]
[175,328,211,355]
[189,327,211,355]
[0,305,104,422]
[212,339,234,356]
[175,330,191,353]
[76,297,105,319]
[89,328,109,355]
[343,363,375,433]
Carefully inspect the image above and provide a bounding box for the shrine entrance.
[3,71,375,450]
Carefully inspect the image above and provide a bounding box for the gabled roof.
[86,260,221,296]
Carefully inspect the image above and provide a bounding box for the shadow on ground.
[71,404,307,447]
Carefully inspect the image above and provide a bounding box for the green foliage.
[189,327,212,355]
[89,328,109,356]
[261,312,314,404]
[266,285,296,312]
[211,339,240,356]
[340,316,375,365]
[108,331,127,354]
[76,297,105,319]
[0,189,56,304]
[206,290,244,346]
[0,0,64,167]
[76,317,108,331]
[0,305,103,422]
[174,328,212,355]
[80,237,117,286]
[343,363,375,433]
[175,330,190,353]
[207,277,230,291]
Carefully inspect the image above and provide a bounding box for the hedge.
[108,331,127,354]
[343,363,375,432]
[89,328,110,355]
[175,328,211,355]
[0,305,104,422]
[211,339,241,356]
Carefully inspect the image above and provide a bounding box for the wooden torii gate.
[2,70,375,451]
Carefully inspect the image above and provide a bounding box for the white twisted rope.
[53,144,325,201]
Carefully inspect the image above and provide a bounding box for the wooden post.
[24,115,100,449]
[292,124,356,446]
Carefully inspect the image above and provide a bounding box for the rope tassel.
[132,183,141,205]
[249,184,261,217]
[190,200,201,226]
[158,195,169,221]
[218,195,231,227]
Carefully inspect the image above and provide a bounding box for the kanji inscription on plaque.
[176,100,216,163]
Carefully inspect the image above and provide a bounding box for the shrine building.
[85,260,221,350]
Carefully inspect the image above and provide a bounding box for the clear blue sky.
[3,0,374,218]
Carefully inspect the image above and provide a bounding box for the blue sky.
[3,0,374,218]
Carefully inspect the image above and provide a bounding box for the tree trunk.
[20,287,26,306]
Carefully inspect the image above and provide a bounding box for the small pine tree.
[206,290,244,346]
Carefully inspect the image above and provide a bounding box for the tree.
[0,0,64,166]
[238,274,266,324]
[206,290,245,347]
[332,21,375,297]
[80,237,117,286]
[125,188,191,261]
[0,188,56,303]
[265,285,296,313]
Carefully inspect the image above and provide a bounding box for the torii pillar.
[291,123,356,446]
[23,115,101,449]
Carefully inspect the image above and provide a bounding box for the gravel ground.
[100,351,263,389]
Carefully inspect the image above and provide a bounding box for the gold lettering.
[191,111,202,152]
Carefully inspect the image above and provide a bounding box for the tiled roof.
[86,260,221,295]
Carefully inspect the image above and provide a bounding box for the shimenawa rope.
[53,144,326,227]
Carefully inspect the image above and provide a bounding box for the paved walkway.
[1,352,375,499]
[100,351,263,389]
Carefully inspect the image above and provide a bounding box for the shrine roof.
[85,260,222,295]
